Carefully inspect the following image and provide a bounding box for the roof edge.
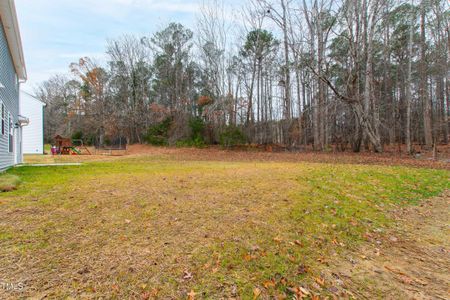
[0,0,26,81]
[20,90,45,106]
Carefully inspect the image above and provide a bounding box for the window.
[8,113,13,153]
[1,102,4,135]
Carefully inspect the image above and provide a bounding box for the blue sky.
[16,0,237,93]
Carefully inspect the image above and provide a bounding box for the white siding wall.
[20,91,44,154]
[0,19,20,171]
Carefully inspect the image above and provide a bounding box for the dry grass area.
[26,144,450,169]
[125,145,450,170]
[324,190,450,299]
[0,147,448,299]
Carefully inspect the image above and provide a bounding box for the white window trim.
[8,112,13,153]
[1,101,5,136]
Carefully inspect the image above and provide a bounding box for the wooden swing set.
[53,135,91,155]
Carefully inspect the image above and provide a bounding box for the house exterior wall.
[0,18,20,171]
[20,92,44,154]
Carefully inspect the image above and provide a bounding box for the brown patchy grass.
[1,150,448,299]
[324,190,450,299]
[27,143,450,169]
[0,174,21,192]
[124,145,450,170]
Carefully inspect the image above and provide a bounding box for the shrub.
[71,131,83,140]
[174,117,206,148]
[189,117,205,140]
[219,126,246,148]
[0,174,21,192]
[84,134,96,146]
[176,137,206,148]
[145,117,172,146]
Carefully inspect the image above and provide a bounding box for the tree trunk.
[420,0,433,148]
[363,0,382,152]
[405,2,414,154]
[352,101,383,152]
[281,0,291,120]
[317,9,325,150]
[246,58,258,124]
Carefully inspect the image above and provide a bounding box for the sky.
[15,0,238,93]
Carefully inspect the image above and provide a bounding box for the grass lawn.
[0,154,448,299]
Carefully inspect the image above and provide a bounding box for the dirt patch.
[0,175,21,192]
[125,144,450,170]
[324,190,450,299]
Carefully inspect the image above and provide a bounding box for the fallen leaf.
[287,255,296,262]
[263,279,275,289]
[287,287,304,298]
[384,266,406,276]
[140,292,150,300]
[274,292,287,299]
[273,237,283,243]
[279,277,288,286]
[399,275,413,285]
[328,286,339,294]
[244,253,254,261]
[297,264,309,275]
[384,266,427,286]
[315,276,325,286]
[251,245,260,251]
[253,287,261,299]
[231,285,237,297]
[183,270,193,280]
[299,287,310,295]
[389,236,398,242]
[187,290,196,300]
[150,288,159,297]
[112,284,120,292]
[317,257,328,264]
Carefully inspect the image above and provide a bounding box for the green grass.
[0,156,448,299]
[44,143,51,153]
[0,174,21,192]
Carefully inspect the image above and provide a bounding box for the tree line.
[37,0,449,153]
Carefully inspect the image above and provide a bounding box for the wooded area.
[37,0,449,153]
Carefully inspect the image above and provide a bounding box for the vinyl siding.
[20,92,44,154]
[0,18,19,171]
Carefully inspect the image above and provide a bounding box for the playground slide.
[70,147,81,155]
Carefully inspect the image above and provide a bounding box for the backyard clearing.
[0,147,448,299]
